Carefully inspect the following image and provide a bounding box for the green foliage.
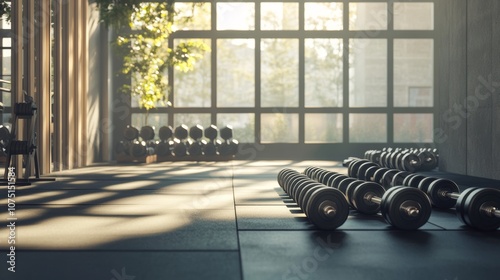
[0,0,10,21]
[96,1,209,111]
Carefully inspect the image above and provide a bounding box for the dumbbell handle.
[364,193,420,217]
[443,191,500,218]
[480,205,500,219]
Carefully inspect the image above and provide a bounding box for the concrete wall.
[436,0,500,180]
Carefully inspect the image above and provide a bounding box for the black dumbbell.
[417,178,500,231]
[219,125,239,156]
[278,168,349,230]
[304,166,432,230]
[203,125,222,156]
[123,125,139,141]
[156,126,174,156]
[173,124,189,157]
[188,124,205,156]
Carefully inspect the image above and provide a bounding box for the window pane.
[174,2,211,30]
[217,39,255,107]
[174,114,212,130]
[349,3,387,30]
[305,114,343,143]
[2,49,11,76]
[217,3,254,30]
[2,38,11,47]
[174,39,211,107]
[131,113,169,138]
[349,39,387,107]
[394,114,433,143]
[394,39,433,107]
[218,113,255,143]
[305,2,343,30]
[261,113,298,143]
[305,39,343,107]
[394,3,434,30]
[261,39,298,107]
[349,114,387,143]
[261,2,298,30]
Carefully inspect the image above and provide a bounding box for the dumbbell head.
[0,125,10,142]
[219,139,239,156]
[348,159,369,178]
[400,153,421,172]
[220,125,233,140]
[189,125,204,140]
[174,124,189,140]
[140,125,155,141]
[380,169,399,189]
[305,187,350,230]
[357,162,379,180]
[391,171,411,188]
[406,174,427,189]
[460,188,500,231]
[123,125,139,141]
[380,186,432,230]
[426,179,460,209]
[203,139,221,156]
[155,141,172,156]
[158,126,174,141]
[337,177,357,195]
[172,138,187,156]
[350,182,385,215]
[417,177,439,194]
[364,166,379,182]
[204,125,218,140]
[188,140,204,156]
[419,150,438,170]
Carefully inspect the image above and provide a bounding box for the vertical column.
[35,0,52,175]
[80,0,89,166]
[53,0,63,171]
[11,0,23,175]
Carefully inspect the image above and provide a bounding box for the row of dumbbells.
[278,163,500,231]
[117,124,239,157]
[362,147,439,172]
[346,158,500,230]
[278,167,431,230]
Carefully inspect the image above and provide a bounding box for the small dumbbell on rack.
[187,124,205,156]
[218,125,239,157]
[277,168,350,230]
[203,125,221,157]
[173,124,189,157]
[0,125,10,156]
[365,148,439,172]
[156,126,174,157]
[116,125,138,156]
[304,166,432,230]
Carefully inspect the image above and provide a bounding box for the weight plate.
[455,187,479,227]
[189,125,204,140]
[305,188,349,230]
[337,177,357,195]
[357,162,379,181]
[298,182,322,210]
[158,126,174,140]
[407,175,426,189]
[401,153,421,172]
[380,169,399,189]
[293,180,313,203]
[381,187,432,230]
[326,173,343,188]
[391,171,411,188]
[330,175,349,190]
[351,182,384,215]
[417,177,439,194]
[278,169,295,188]
[372,168,390,185]
[302,185,325,215]
[345,180,364,207]
[364,166,379,182]
[123,126,139,141]
[427,179,460,209]
[463,188,500,231]
[139,126,155,141]
[320,171,337,186]
[348,159,369,178]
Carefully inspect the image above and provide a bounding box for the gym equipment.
[304,166,432,230]
[172,124,189,157]
[348,158,500,231]
[219,125,239,156]
[203,125,220,156]
[187,124,205,156]
[277,168,349,230]
[364,148,438,172]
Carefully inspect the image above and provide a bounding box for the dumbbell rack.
[1,98,54,184]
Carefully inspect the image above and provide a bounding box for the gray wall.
[436,0,500,180]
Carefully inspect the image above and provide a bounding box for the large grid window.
[130,1,435,149]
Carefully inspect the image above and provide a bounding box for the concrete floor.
[0,161,499,280]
